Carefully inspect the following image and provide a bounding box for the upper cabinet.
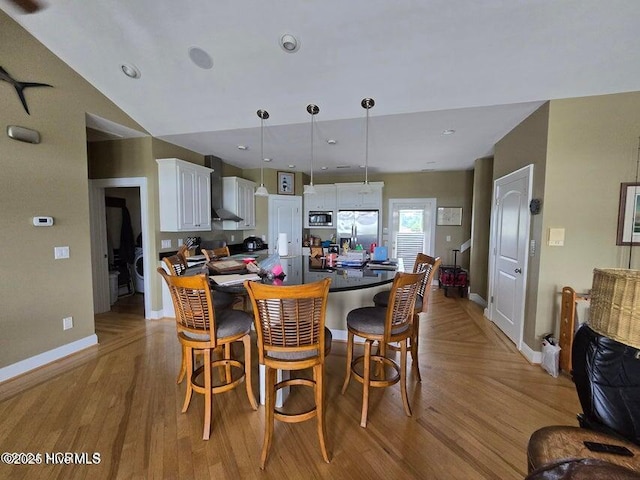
[303,184,337,228]
[222,177,256,230]
[157,158,212,232]
[336,182,383,210]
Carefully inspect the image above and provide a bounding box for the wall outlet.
[178,238,183,246]
[54,246,70,259]
[231,234,235,242]
[161,239,171,248]
[63,316,73,330]
[446,235,451,242]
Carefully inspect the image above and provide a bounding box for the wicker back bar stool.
[343,270,425,427]
[158,268,257,440]
[245,278,332,469]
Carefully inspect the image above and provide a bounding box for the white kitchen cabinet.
[303,184,337,228]
[336,182,383,210]
[157,158,212,232]
[222,177,256,230]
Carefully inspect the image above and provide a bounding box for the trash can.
[109,271,119,305]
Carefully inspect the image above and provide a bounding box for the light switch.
[54,246,70,259]
[161,239,172,248]
[548,228,565,246]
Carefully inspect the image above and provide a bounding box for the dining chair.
[161,254,235,385]
[244,278,332,468]
[343,270,425,428]
[157,268,257,440]
[202,246,231,261]
[372,253,440,381]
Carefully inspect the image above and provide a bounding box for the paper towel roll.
[278,233,288,256]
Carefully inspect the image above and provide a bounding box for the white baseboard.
[468,293,487,308]
[330,328,347,342]
[520,341,541,364]
[0,334,98,383]
[149,308,165,320]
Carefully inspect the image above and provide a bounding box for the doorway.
[388,198,437,269]
[89,177,151,318]
[488,165,532,349]
[268,195,302,256]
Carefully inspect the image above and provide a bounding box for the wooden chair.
[558,286,578,373]
[202,246,230,261]
[160,255,235,385]
[203,245,253,311]
[372,253,441,381]
[343,270,425,427]
[162,253,188,276]
[245,278,332,468]
[157,268,257,440]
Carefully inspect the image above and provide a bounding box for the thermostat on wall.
[33,216,54,226]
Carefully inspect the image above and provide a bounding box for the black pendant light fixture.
[304,104,319,195]
[255,109,270,196]
[361,97,375,193]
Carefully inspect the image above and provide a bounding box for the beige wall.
[494,103,549,348]
[469,157,493,300]
[537,92,640,343]
[0,11,147,368]
[495,93,640,352]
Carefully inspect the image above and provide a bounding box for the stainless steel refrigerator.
[337,210,379,252]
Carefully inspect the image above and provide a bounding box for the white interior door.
[388,198,436,269]
[489,165,532,348]
[268,195,302,256]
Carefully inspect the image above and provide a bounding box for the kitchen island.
[210,254,402,339]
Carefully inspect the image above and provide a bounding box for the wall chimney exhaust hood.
[204,155,243,223]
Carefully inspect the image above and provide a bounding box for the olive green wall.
[495,93,640,352]
[538,92,640,344]
[0,11,147,368]
[494,103,549,350]
[470,157,493,301]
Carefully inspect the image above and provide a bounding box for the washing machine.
[134,247,144,293]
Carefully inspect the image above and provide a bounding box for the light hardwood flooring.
[0,289,580,479]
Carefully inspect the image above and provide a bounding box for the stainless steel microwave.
[308,211,333,227]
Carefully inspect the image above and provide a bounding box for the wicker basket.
[589,268,640,349]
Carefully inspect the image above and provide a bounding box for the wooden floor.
[0,289,580,480]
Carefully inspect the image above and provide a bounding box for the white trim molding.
[0,335,98,383]
[520,341,542,365]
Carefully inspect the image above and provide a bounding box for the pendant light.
[304,104,319,195]
[360,98,375,194]
[255,109,269,196]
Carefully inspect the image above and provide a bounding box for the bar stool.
[342,270,425,427]
[161,255,235,384]
[372,253,441,381]
[158,268,257,440]
[245,278,332,469]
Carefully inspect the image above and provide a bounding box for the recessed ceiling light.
[359,165,365,169]
[121,64,141,79]
[327,139,337,145]
[321,166,328,170]
[288,164,296,169]
[263,158,272,162]
[280,34,300,53]
[442,129,456,135]
[188,47,213,69]
[237,145,248,150]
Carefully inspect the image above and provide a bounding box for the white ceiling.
[4,0,640,175]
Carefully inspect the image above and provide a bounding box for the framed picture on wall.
[437,207,463,226]
[616,182,640,245]
[277,171,294,195]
